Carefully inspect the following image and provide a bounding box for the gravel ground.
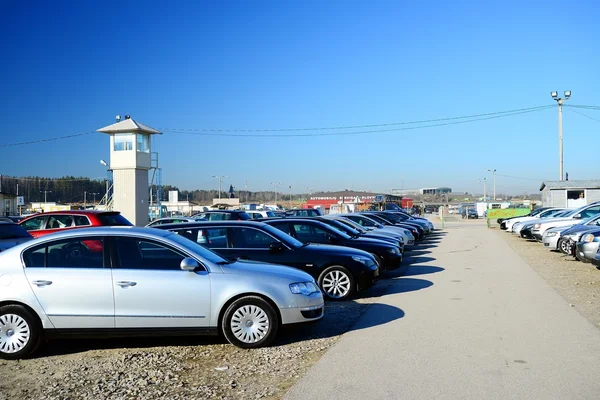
[493,227,600,329]
[0,234,443,400]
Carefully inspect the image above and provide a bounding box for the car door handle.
[32,280,53,287]
[116,281,137,288]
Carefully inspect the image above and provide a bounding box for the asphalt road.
[284,217,600,400]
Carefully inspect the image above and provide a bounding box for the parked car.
[0,216,24,223]
[19,211,133,238]
[554,214,600,254]
[339,214,416,245]
[498,207,552,227]
[466,209,479,219]
[263,218,403,272]
[246,210,277,219]
[361,212,425,239]
[574,229,600,262]
[0,222,33,252]
[285,208,323,217]
[542,226,573,251]
[385,210,435,231]
[374,211,433,233]
[505,208,567,232]
[0,227,324,359]
[192,210,251,221]
[323,215,411,247]
[156,221,379,300]
[513,210,571,236]
[308,216,405,251]
[146,216,207,227]
[531,202,600,241]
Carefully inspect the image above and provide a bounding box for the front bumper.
[380,253,403,271]
[520,228,534,239]
[575,242,600,263]
[542,234,560,250]
[531,231,543,242]
[280,292,325,324]
[357,263,379,291]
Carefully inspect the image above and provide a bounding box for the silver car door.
[111,236,211,328]
[22,236,114,328]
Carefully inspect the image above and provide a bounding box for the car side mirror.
[180,257,200,271]
[269,242,284,252]
[574,213,582,219]
[327,235,338,243]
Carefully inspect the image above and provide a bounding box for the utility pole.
[84,191,87,209]
[487,169,497,201]
[40,190,52,203]
[212,175,228,200]
[91,192,99,204]
[288,185,292,209]
[478,178,487,201]
[551,90,571,181]
[270,181,282,205]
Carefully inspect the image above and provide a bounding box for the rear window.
[97,213,133,226]
[0,224,32,239]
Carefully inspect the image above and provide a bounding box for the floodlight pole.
[551,91,571,181]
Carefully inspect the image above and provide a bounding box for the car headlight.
[289,282,320,295]
[386,247,400,255]
[352,255,374,265]
[545,231,558,237]
[534,224,541,229]
[582,233,596,243]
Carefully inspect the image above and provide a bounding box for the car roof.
[15,226,171,240]
[152,220,268,230]
[21,210,120,218]
[196,210,246,213]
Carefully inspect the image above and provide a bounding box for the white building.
[540,180,600,208]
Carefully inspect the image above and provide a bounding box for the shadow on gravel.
[404,250,431,256]
[357,277,434,299]
[402,265,445,277]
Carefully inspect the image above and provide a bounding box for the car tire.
[221,296,278,349]
[0,304,42,360]
[558,238,570,255]
[318,266,356,301]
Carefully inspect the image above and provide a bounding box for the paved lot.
[284,217,600,400]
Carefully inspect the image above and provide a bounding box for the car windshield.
[554,210,573,218]
[322,219,360,236]
[319,223,352,240]
[97,213,133,226]
[265,211,275,217]
[0,224,31,239]
[336,218,366,233]
[165,232,229,264]
[564,206,592,218]
[260,224,304,248]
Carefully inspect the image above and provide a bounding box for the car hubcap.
[322,270,351,299]
[230,305,269,344]
[561,241,569,253]
[0,314,30,354]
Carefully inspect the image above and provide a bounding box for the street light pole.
[212,175,228,200]
[288,185,292,209]
[40,190,52,203]
[478,178,487,201]
[270,181,282,205]
[487,168,497,201]
[551,90,571,181]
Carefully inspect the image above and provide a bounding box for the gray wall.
[587,189,600,204]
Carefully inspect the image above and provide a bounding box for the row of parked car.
[0,208,434,359]
[499,201,600,268]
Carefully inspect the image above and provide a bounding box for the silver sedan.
[0,227,324,359]
[575,231,600,262]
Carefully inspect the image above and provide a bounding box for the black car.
[381,211,433,233]
[361,212,425,240]
[262,218,404,272]
[192,210,251,221]
[302,216,404,252]
[155,221,379,300]
[324,216,408,248]
[520,222,535,239]
[340,214,419,243]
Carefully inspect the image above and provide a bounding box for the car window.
[74,215,91,226]
[21,216,46,231]
[97,213,132,226]
[23,237,105,268]
[208,213,229,221]
[46,215,74,230]
[292,223,329,243]
[230,227,276,249]
[579,206,600,219]
[175,227,228,249]
[249,213,261,220]
[0,224,31,239]
[114,237,187,270]
[269,221,293,236]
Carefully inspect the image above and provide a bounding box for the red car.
[19,211,133,238]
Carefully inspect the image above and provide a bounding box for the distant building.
[305,190,403,211]
[391,187,452,196]
[0,191,17,216]
[540,180,600,208]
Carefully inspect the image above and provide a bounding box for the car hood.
[509,216,538,224]
[562,224,599,236]
[0,237,33,251]
[223,259,314,282]
[535,217,575,227]
[347,237,396,249]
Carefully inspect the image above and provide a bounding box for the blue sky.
[1,0,599,196]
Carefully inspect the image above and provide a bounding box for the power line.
[565,107,600,123]
[0,131,96,148]
[495,173,547,181]
[165,106,554,138]
[1,176,106,182]
[159,105,552,133]
[564,104,600,111]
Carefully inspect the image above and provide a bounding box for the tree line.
[0,175,308,205]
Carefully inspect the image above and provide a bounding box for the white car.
[542,226,573,251]
[246,210,277,219]
[0,227,324,359]
[531,202,600,241]
[505,208,566,232]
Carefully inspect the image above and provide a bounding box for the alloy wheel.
[230,305,270,344]
[322,270,351,299]
[0,314,31,354]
